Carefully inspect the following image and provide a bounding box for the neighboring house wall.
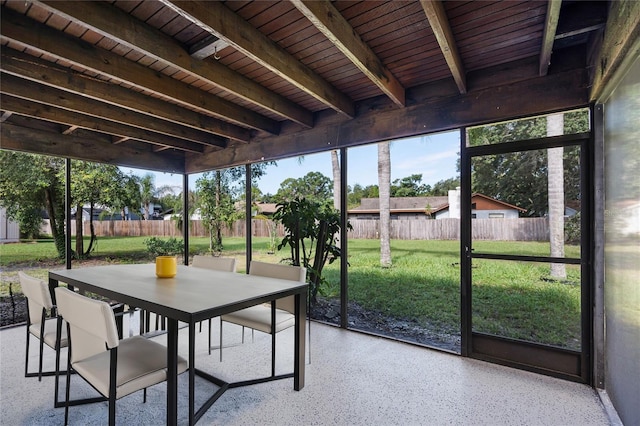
[0,207,20,242]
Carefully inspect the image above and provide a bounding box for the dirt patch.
[310,297,460,352]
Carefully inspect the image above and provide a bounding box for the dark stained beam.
[589,0,640,101]
[0,94,207,153]
[291,0,405,107]
[163,0,353,119]
[0,46,251,143]
[420,0,467,94]
[539,0,562,76]
[38,0,312,128]
[1,122,185,173]
[0,8,276,135]
[0,73,224,150]
[187,67,588,172]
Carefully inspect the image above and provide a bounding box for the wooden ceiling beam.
[163,0,353,119]
[0,46,251,143]
[420,0,467,94]
[291,0,405,107]
[187,67,588,172]
[0,94,207,153]
[0,73,223,150]
[0,9,275,136]
[539,0,562,76]
[38,0,313,128]
[589,0,640,101]
[1,122,185,173]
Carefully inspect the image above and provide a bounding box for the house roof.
[349,194,526,214]
[0,1,630,174]
[349,196,448,214]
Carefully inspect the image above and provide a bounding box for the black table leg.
[167,318,179,426]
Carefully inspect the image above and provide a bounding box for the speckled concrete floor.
[1,318,611,425]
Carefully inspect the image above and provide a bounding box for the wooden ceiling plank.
[0,73,224,149]
[0,46,251,143]
[420,0,467,94]
[0,93,206,153]
[161,0,350,120]
[0,7,279,135]
[539,0,562,76]
[38,0,313,128]
[290,0,405,107]
[1,122,186,173]
[0,10,280,137]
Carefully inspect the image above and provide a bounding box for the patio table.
[49,263,307,425]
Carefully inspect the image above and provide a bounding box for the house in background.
[0,206,20,243]
[348,188,526,220]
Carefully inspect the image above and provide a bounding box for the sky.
[121,130,460,195]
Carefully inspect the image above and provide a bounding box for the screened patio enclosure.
[1,1,638,424]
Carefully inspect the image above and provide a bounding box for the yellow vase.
[156,256,177,278]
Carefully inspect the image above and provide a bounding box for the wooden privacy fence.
[79,219,284,238]
[73,217,549,241]
[348,218,549,241]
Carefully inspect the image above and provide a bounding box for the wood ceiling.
[0,1,636,175]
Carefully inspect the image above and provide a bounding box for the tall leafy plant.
[272,197,350,306]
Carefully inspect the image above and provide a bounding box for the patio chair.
[19,271,68,381]
[54,286,188,426]
[219,261,306,375]
[190,255,237,354]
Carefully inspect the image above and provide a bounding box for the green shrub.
[143,237,184,257]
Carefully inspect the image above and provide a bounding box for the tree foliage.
[274,171,332,205]
[0,151,65,255]
[272,197,350,306]
[195,163,272,252]
[467,111,587,217]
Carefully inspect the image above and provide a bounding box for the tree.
[428,177,460,196]
[391,174,430,197]
[347,183,378,208]
[0,151,66,256]
[378,141,392,268]
[196,163,271,252]
[331,150,341,210]
[138,174,156,220]
[69,161,127,258]
[196,170,238,252]
[272,197,350,306]
[274,171,332,205]
[467,110,587,217]
[547,114,566,279]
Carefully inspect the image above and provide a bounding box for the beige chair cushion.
[191,255,236,272]
[222,305,295,334]
[220,261,305,334]
[72,336,188,399]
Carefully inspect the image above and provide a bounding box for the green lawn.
[1,237,582,349]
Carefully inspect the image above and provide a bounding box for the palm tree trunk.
[547,114,566,279]
[378,141,392,268]
[331,150,340,210]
